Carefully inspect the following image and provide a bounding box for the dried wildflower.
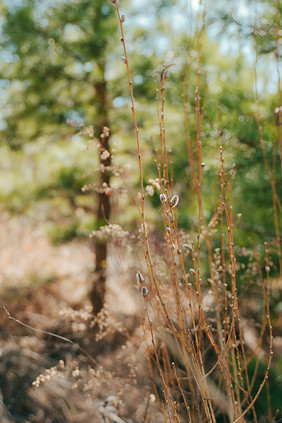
[89,224,129,240]
[149,178,161,190]
[146,185,154,196]
[160,193,167,202]
[170,194,179,208]
[150,394,156,402]
[265,266,270,272]
[120,14,125,22]
[100,150,110,160]
[72,368,80,377]
[166,226,171,233]
[136,271,144,284]
[102,126,110,137]
[141,286,148,296]
[168,212,173,222]
[190,268,196,275]
[121,56,127,64]
[201,162,206,167]
[183,243,192,253]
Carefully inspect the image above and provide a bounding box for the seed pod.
[121,56,127,64]
[120,15,125,22]
[136,271,144,284]
[190,268,196,275]
[183,243,192,253]
[170,194,179,208]
[166,227,171,234]
[141,286,148,296]
[265,266,270,272]
[160,193,167,202]
[201,162,206,167]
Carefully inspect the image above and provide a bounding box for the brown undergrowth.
[0,212,162,422]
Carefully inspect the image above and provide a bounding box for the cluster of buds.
[159,193,180,227]
[100,126,110,139]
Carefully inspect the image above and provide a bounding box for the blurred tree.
[0,0,175,312]
[0,0,119,313]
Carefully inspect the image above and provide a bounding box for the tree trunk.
[89,65,111,314]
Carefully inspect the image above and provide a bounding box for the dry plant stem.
[195,6,205,239]
[247,263,268,391]
[217,108,228,341]
[157,189,215,420]
[266,379,272,422]
[219,152,248,416]
[161,345,174,391]
[182,57,197,194]
[160,69,171,191]
[274,0,282,169]
[254,28,282,275]
[172,362,192,423]
[144,326,172,423]
[169,150,174,194]
[112,0,183,345]
[3,306,97,367]
[146,342,161,405]
[158,185,186,332]
[194,7,206,357]
[232,250,273,423]
[166,209,186,331]
[220,153,259,422]
[180,348,216,423]
[156,141,197,346]
[167,201,220,398]
[155,76,165,179]
[145,307,181,423]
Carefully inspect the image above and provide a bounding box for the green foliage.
[1,0,118,148]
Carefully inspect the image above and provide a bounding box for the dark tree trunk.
[89,64,111,314]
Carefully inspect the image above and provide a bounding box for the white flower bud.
[170,194,179,208]
[168,212,173,222]
[183,244,192,253]
[136,271,144,284]
[141,286,148,296]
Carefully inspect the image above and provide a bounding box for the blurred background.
[0,0,281,421]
